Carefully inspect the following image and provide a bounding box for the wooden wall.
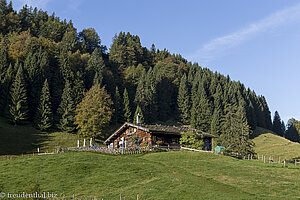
[113,127,152,148]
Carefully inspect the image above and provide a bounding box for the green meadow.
[1,151,300,200]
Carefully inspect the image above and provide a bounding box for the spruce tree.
[36,79,52,131]
[177,74,190,124]
[123,88,132,122]
[87,48,105,88]
[272,111,283,136]
[73,71,85,105]
[114,86,123,123]
[9,64,28,125]
[0,63,14,114]
[210,108,222,136]
[0,39,8,81]
[58,80,76,132]
[281,120,286,134]
[220,104,254,156]
[133,105,144,124]
[190,81,212,132]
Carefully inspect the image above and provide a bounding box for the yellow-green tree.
[74,85,113,138]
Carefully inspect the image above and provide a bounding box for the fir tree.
[0,63,14,114]
[87,48,105,88]
[36,79,52,131]
[272,111,283,136]
[220,104,254,156]
[0,39,8,81]
[73,71,85,105]
[281,120,286,134]
[210,108,222,136]
[9,64,28,125]
[114,86,123,123]
[190,81,212,132]
[58,80,76,132]
[123,88,132,122]
[177,74,190,124]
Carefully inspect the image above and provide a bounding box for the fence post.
[248,154,250,160]
[284,159,286,167]
[73,193,75,200]
[137,194,139,200]
[295,160,297,166]
[120,194,122,200]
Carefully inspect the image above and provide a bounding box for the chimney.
[137,113,141,124]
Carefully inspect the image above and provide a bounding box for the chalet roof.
[104,122,215,144]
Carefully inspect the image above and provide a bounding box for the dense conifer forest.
[0,1,288,152]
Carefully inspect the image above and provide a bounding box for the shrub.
[180,131,204,150]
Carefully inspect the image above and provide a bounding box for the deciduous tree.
[75,85,113,138]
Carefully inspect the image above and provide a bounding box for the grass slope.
[1,151,300,200]
[253,132,300,160]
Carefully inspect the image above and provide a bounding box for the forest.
[0,1,299,154]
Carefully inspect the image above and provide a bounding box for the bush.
[180,131,204,150]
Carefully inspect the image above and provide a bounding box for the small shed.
[214,146,226,153]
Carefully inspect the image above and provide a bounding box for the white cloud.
[187,2,300,64]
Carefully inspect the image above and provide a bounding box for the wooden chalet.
[104,121,215,151]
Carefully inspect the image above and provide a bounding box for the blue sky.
[12,0,300,123]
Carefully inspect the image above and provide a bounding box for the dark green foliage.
[179,131,204,150]
[23,49,48,119]
[190,81,212,132]
[0,39,8,81]
[210,108,222,136]
[220,104,254,156]
[9,64,28,124]
[78,28,105,53]
[123,88,132,122]
[272,111,284,136]
[57,80,75,132]
[36,79,52,131]
[87,48,105,88]
[0,63,14,115]
[73,71,85,106]
[285,118,300,142]
[110,32,145,71]
[134,69,156,122]
[113,86,123,124]
[178,74,190,124]
[133,105,144,124]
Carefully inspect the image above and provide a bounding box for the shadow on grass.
[0,117,50,155]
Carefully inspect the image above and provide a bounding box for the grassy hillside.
[253,132,300,160]
[1,151,300,200]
